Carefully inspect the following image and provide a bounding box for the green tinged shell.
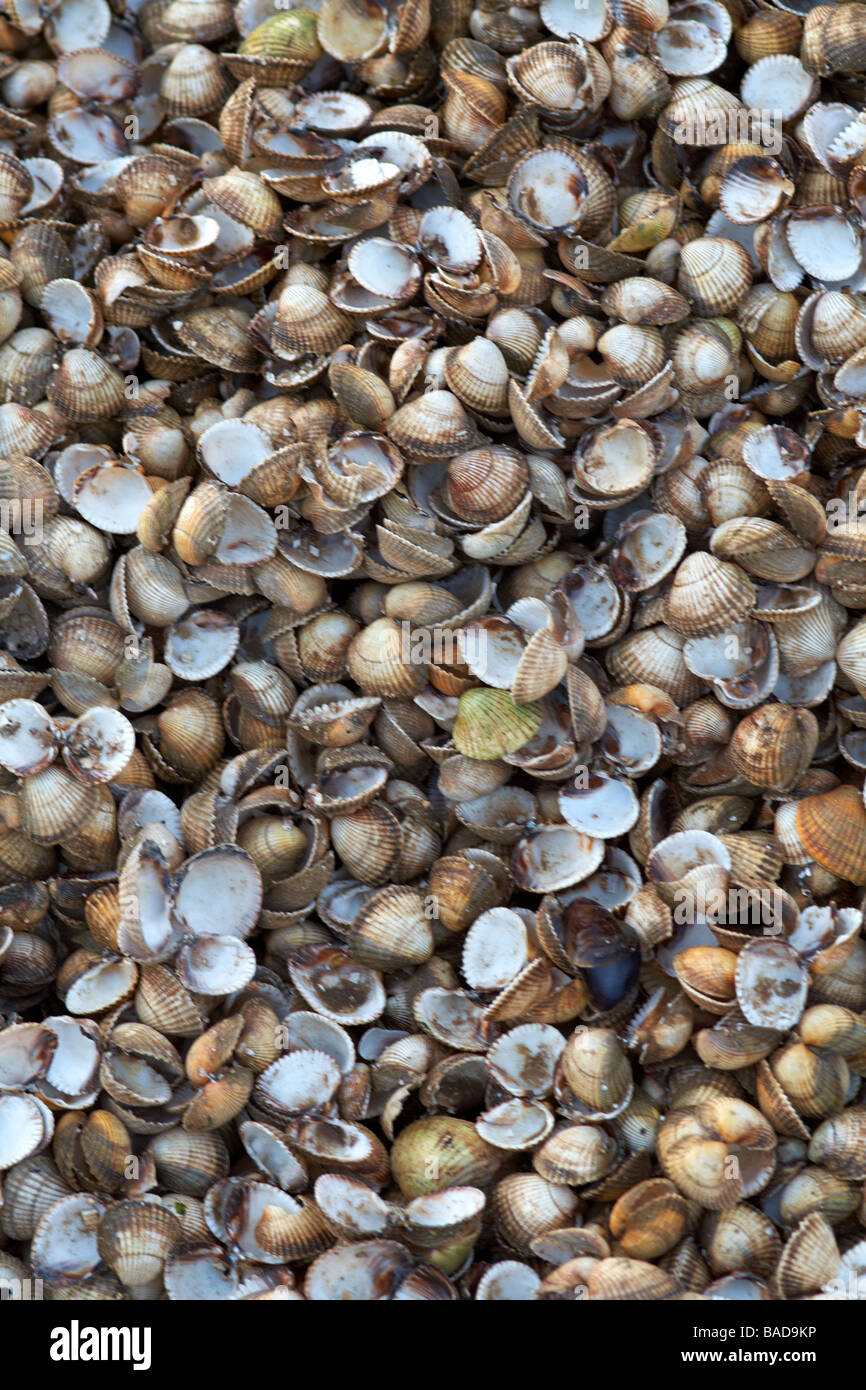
[238,9,323,61]
[453,687,543,760]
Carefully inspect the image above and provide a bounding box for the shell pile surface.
[0,0,864,1311]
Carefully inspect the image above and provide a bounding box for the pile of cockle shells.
[5,0,866,1309]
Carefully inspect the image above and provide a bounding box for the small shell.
[0,1092,53,1168]
[289,944,386,1026]
[657,1095,776,1209]
[728,703,818,791]
[775,1213,839,1299]
[796,787,866,885]
[558,1027,633,1121]
[0,698,58,776]
[476,1099,555,1151]
[507,148,588,235]
[391,1115,499,1198]
[348,239,422,302]
[349,885,435,970]
[719,156,795,225]
[677,237,753,315]
[63,707,135,782]
[164,611,240,680]
[534,1123,617,1185]
[48,347,125,421]
[513,825,605,893]
[347,618,426,699]
[386,390,480,461]
[559,772,640,840]
[735,940,809,1029]
[487,1023,564,1098]
[32,1193,107,1286]
[491,1172,579,1256]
